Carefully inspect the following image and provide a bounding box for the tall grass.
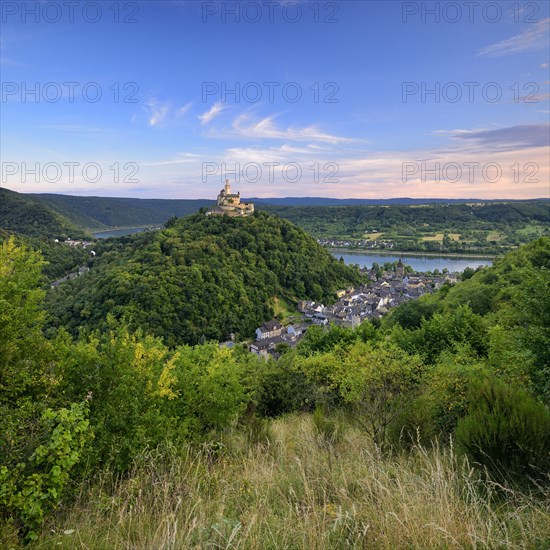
[29,414,550,549]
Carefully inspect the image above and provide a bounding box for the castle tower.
[224,179,231,195]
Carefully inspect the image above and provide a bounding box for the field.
[30,414,550,549]
[421,233,461,242]
[362,232,384,240]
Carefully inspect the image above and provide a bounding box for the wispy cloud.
[478,18,550,57]
[144,99,170,126]
[177,102,193,117]
[142,152,201,167]
[436,124,550,152]
[143,99,192,127]
[199,101,227,125]
[214,112,361,144]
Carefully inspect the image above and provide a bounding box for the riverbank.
[329,248,499,259]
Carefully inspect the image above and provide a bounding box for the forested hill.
[45,211,363,346]
[31,193,213,230]
[0,188,89,239]
[260,202,550,236]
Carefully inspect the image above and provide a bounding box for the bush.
[389,349,490,448]
[455,378,550,483]
[0,401,92,541]
[255,354,316,417]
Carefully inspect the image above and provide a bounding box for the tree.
[335,343,424,448]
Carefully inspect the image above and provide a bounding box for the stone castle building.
[207,179,254,217]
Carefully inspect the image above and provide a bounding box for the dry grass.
[421,234,461,242]
[363,232,384,241]
[32,414,550,549]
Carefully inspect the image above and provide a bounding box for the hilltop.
[46,211,363,346]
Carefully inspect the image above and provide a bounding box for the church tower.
[397,257,405,277]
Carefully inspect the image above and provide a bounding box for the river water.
[333,251,493,272]
[93,227,150,239]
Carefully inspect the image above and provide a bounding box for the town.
[247,259,459,357]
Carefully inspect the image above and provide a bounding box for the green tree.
[456,378,550,483]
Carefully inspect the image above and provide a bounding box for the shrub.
[389,349,490,448]
[455,378,550,483]
[0,401,92,541]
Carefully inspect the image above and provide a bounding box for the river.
[332,251,493,272]
[93,227,152,239]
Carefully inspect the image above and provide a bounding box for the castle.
[207,179,254,217]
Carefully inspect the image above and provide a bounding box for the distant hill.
[0,188,89,239]
[30,193,214,230]
[249,197,549,206]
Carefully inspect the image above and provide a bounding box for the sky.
[1,0,549,199]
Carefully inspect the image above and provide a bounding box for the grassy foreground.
[27,414,550,549]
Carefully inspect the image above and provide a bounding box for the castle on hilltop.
[207,179,254,217]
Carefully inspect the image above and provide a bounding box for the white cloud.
[215,112,361,144]
[177,102,193,117]
[478,18,550,57]
[198,101,227,125]
[143,99,192,127]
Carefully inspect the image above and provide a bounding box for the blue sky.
[1,0,549,198]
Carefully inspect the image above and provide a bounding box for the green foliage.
[392,348,490,447]
[0,239,60,476]
[57,327,253,471]
[0,238,48,400]
[46,211,363,346]
[392,304,488,364]
[297,324,359,355]
[382,293,441,330]
[255,353,316,417]
[0,401,92,541]
[335,343,424,447]
[0,188,88,239]
[0,229,89,281]
[439,237,550,403]
[297,341,424,447]
[455,378,550,483]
